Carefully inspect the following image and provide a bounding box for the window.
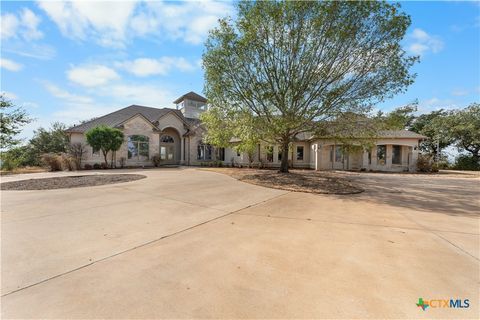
[392,145,402,165]
[335,146,343,162]
[368,150,372,165]
[197,142,212,160]
[296,146,304,161]
[128,135,149,160]
[92,147,100,156]
[216,147,225,161]
[237,151,241,157]
[377,145,386,165]
[160,135,174,143]
[278,148,282,162]
[266,146,273,162]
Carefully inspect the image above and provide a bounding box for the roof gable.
[173,91,207,104]
[66,105,183,133]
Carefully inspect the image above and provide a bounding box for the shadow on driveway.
[338,173,480,217]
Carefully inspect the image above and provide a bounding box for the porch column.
[180,137,185,165]
[362,150,369,170]
[386,144,392,169]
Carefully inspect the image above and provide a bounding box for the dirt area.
[0,166,47,176]
[1,174,146,190]
[201,168,363,194]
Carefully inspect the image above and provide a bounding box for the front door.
[160,145,175,164]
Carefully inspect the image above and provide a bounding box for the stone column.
[180,137,185,165]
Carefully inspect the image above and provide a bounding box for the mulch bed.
[1,174,146,191]
[202,168,364,194]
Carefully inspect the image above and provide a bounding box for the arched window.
[160,135,175,143]
[128,135,149,160]
[197,141,212,160]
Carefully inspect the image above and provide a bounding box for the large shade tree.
[203,0,417,172]
[446,103,480,163]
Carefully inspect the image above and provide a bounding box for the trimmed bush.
[84,164,92,170]
[93,163,101,170]
[416,154,438,173]
[41,153,63,171]
[152,155,161,167]
[453,155,480,171]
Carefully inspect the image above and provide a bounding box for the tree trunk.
[102,150,108,167]
[279,140,289,173]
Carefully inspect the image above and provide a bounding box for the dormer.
[174,91,207,119]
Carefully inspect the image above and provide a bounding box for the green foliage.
[30,122,70,156]
[409,109,453,157]
[416,154,438,173]
[453,154,480,171]
[85,125,124,167]
[152,155,162,167]
[0,95,33,149]
[445,103,480,161]
[378,102,418,130]
[0,145,38,170]
[203,0,416,172]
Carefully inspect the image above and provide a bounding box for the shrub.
[84,164,92,170]
[41,153,63,171]
[453,155,480,171]
[93,163,101,170]
[0,152,20,171]
[152,155,161,167]
[416,154,438,173]
[100,162,108,169]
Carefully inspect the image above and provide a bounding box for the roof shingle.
[66,105,186,133]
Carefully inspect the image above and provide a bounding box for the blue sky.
[1,1,479,140]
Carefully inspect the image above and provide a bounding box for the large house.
[66,91,426,172]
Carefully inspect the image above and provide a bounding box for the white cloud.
[0,58,23,71]
[1,8,43,40]
[131,1,232,45]
[37,0,138,48]
[418,97,459,113]
[67,64,120,87]
[20,8,43,40]
[115,57,196,77]
[1,91,18,100]
[1,13,19,39]
[96,83,173,107]
[451,88,469,96]
[407,28,444,56]
[43,81,93,104]
[37,0,232,47]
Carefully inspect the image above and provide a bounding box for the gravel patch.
[1,174,146,190]
[201,168,363,194]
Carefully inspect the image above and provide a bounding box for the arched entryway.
[159,128,181,164]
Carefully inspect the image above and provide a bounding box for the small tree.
[68,142,87,168]
[30,122,70,155]
[85,126,124,167]
[0,95,32,149]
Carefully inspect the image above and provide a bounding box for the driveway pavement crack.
[1,191,290,298]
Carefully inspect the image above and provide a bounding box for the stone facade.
[67,92,425,172]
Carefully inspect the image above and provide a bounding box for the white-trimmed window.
[335,146,343,162]
[377,145,386,165]
[197,142,212,160]
[296,146,304,161]
[392,145,402,165]
[128,135,149,160]
[265,146,273,162]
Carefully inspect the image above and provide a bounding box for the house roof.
[376,130,427,139]
[66,105,188,133]
[173,91,207,104]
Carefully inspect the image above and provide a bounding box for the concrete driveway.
[1,168,478,319]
